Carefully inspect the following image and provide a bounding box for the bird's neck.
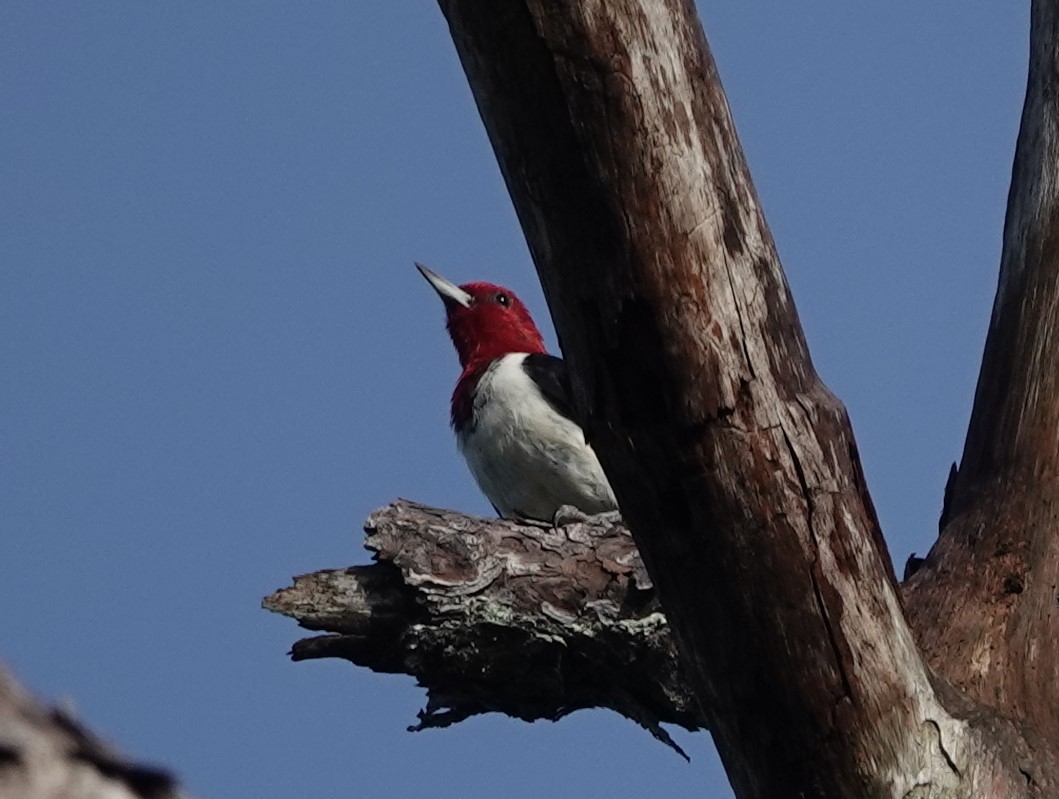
[448,322,546,371]
[449,351,533,432]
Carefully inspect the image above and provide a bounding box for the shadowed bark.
[0,667,188,799]
[267,1,1059,796]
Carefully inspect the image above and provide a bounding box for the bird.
[416,262,618,524]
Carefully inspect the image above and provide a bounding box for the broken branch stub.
[263,500,703,758]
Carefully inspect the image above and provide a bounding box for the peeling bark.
[264,500,701,757]
[0,667,188,799]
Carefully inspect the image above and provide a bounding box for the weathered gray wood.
[0,667,188,799]
[434,0,1057,796]
[264,500,701,757]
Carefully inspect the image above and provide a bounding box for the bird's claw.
[551,505,622,527]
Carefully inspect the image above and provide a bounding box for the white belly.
[456,354,617,522]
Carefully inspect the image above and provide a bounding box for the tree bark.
[904,0,1059,758]
[0,666,189,799]
[264,500,701,758]
[431,0,1058,796]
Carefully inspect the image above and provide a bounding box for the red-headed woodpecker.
[417,263,618,524]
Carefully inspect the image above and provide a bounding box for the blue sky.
[1,4,1028,797]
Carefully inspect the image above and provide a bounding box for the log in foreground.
[0,666,189,799]
[263,500,702,758]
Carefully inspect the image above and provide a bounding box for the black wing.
[521,353,581,426]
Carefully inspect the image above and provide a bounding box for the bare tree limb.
[264,500,701,758]
[905,0,1059,753]
[0,666,189,799]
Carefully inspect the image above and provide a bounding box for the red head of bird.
[416,263,546,370]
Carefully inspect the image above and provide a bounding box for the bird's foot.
[512,515,554,529]
[551,505,622,527]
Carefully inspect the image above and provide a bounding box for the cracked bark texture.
[904,0,1059,768]
[430,0,1059,796]
[0,666,189,799]
[264,501,701,757]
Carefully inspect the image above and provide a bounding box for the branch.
[263,500,702,758]
[0,666,189,799]
[904,0,1059,749]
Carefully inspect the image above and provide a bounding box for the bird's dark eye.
[495,292,510,306]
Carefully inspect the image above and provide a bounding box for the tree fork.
[437,0,1056,795]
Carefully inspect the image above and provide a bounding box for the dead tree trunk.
[903,0,1059,764]
[267,1,1059,796]
[433,0,1058,796]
